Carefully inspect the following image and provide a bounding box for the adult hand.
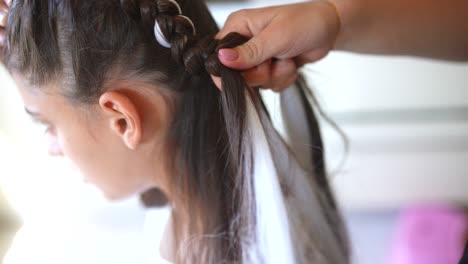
[0,0,11,61]
[215,1,341,91]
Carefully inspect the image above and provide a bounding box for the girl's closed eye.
[36,120,55,135]
[43,123,56,137]
[29,118,62,156]
[24,108,56,136]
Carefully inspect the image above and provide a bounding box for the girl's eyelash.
[44,124,57,135]
[32,119,54,134]
[39,124,51,134]
[43,125,54,134]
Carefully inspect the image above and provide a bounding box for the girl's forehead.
[16,82,76,120]
[17,82,56,104]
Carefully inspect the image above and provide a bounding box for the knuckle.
[243,40,262,62]
[232,9,249,20]
[222,9,252,39]
[226,9,248,24]
[271,66,297,91]
[272,80,290,92]
[263,75,275,90]
[282,74,298,91]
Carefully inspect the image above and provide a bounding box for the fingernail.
[219,49,239,61]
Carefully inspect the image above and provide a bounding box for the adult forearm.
[331,0,468,61]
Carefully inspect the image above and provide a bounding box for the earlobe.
[99,91,142,150]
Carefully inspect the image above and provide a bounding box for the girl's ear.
[98,91,142,150]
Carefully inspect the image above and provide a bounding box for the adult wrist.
[326,0,361,51]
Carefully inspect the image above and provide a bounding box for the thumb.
[218,36,270,70]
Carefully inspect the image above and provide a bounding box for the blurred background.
[1,0,468,263]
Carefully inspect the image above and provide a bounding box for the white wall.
[307,53,468,209]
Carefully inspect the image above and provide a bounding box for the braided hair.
[4,0,349,263]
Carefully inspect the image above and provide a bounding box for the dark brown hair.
[3,0,349,263]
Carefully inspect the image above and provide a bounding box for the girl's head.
[4,0,237,199]
[4,0,263,261]
[3,0,349,263]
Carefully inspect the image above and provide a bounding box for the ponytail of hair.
[4,0,350,262]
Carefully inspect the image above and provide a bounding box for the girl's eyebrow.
[24,107,40,117]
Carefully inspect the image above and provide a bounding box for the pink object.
[389,205,468,264]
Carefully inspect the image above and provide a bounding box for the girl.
[2,0,349,263]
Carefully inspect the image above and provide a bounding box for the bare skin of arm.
[333,0,468,61]
[216,0,468,90]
